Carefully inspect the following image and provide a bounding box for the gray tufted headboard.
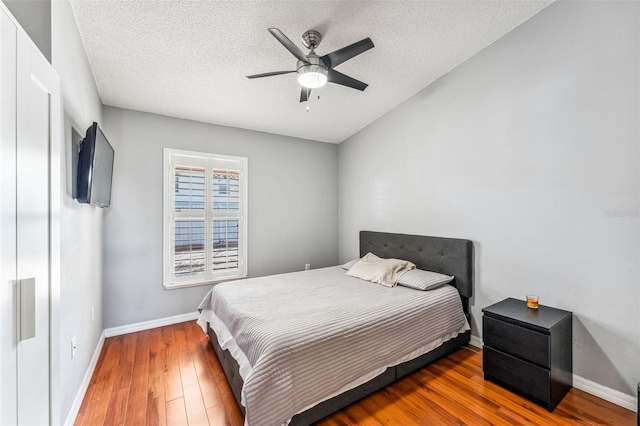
[360,231,473,314]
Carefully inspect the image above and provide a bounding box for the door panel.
[0,8,18,425]
[16,30,51,426]
[1,7,59,425]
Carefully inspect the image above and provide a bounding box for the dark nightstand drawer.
[483,346,550,406]
[483,315,550,368]
[483,298,572,411]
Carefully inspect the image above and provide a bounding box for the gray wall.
[339,0,639,397]
[102,106,339,328]
[2,0,51,62]
[52,0,104,422]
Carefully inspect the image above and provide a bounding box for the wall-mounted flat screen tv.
[77,122,114,208]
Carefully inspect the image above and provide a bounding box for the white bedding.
[345,252,415,286]
[197,266,470,426]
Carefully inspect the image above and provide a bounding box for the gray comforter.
[197,266,469,426]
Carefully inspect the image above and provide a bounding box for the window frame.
[163,148,248,289]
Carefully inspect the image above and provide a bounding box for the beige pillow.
[346,252,415,287]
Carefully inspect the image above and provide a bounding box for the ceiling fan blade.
[300,87,311,103]
[321,38,374,69]
[327,69,368,91]
[268,28,309,64]
[246,70,295,79]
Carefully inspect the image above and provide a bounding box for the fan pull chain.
[305,88,319,112]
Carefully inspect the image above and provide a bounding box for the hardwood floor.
[76,321,636,425]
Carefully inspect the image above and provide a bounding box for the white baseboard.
[63,312,200,425]
[104,311,199,338]
[573,375,637,413]
[64,330,105,426]
[467,336,637,413]
[469,334,482,348]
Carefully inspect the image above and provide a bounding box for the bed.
[197,231,473,425]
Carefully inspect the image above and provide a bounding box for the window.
[163,148,247,288]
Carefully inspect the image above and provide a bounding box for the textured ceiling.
[70,1,552,143]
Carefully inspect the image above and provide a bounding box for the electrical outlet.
[305,264,310,271]
[91,307,94,323]
[71,337,77,359]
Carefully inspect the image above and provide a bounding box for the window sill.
[163,275,248,290]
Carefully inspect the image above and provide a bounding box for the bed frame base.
[208,326,245,414]
[207,326,470,425]
[207,231,474,425]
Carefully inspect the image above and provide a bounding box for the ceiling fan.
[247,28,374,103]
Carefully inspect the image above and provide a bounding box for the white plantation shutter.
[212,169,240,271]
[164,149,247,288]
[173,165,206,279]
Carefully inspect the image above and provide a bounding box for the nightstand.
[482,298,572,411]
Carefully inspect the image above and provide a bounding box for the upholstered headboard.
[360,231,473,313]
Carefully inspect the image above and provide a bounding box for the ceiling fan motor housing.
[301,30,322,50]
[297,55,328,89]
[297,54,325,70]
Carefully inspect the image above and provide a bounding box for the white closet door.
[0,7,60,425]
[0,8,18,425]
[15,28,56,426]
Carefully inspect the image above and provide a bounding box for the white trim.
[104,312,199,338]
[469,334,482,349]
[573,375,637,413]
[48,45,63,426]
[164,147,244,163]
[63,331,105,426]
[163,148,248,289]
[163,274,248,290]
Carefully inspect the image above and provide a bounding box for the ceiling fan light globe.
[297,64,328,89]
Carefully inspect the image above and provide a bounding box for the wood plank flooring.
[76,321,636,425]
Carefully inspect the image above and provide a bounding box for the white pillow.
[341,258,359,270]
[346,252,415,287]
[398,269,454,291]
